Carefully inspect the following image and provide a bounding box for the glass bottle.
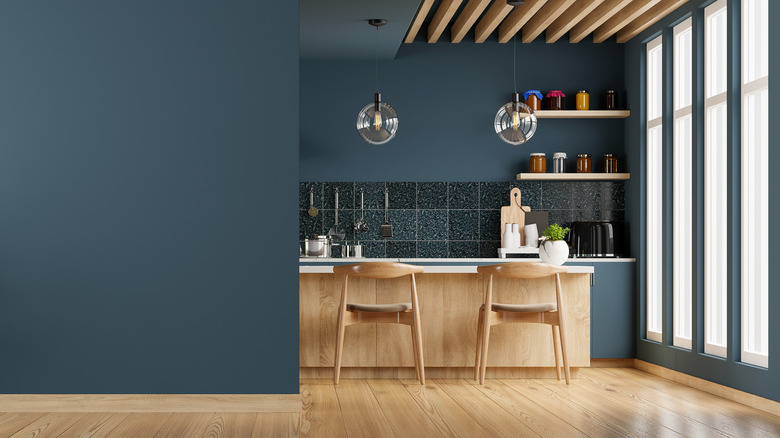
[604,154,618,173]
[529,153,547,173]
[605,90,618,110]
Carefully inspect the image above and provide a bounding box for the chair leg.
[552,325,562,381]
[474,307,484,381]
[557,320,571,385]
[412,310,425,385]
[410,317,421,382]
[479,310,491,385]
[334,310,347,385]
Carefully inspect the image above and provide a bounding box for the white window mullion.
[704,0,728,358]
[646,35,664,343]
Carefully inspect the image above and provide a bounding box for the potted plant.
[538,224,570,265]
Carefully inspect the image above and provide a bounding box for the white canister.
[511,223,521,248]
[524,224,539,248]
[502,224,514,249]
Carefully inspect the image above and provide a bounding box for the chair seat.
[483,302,557,313]
[347,302,412,313]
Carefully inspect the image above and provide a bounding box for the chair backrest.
[333,262,424,279]
[477,262,568,279]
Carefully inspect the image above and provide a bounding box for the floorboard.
[0,368,776,438]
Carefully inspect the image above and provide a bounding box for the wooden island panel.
[300,272,590,375]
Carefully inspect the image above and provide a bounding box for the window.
[673,17,693,350]
[646,35,663,343]
[741,0,769,368]
[704,0,728,358]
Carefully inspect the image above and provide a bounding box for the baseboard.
[0,394,301,413]
[590,358,636,368]
[633,359,780,417]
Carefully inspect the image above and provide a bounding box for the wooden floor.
[1,368,778,437]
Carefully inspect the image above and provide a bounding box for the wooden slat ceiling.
[404,0,689,44]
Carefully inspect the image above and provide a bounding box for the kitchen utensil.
[304,235,331,257]
[381,187,393,238]
[347,243,364,258]
[308,187,319,217]
[500,187,530,249]
[327,188,346,241]
[354,188,368,233]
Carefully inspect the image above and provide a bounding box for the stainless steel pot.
[304,235,331,257]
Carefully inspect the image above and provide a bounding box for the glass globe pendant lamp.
[494,34,537,145]
[357,19,399,145]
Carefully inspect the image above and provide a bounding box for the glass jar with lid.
[545,90,565,110]
[576,154,592,173]
[576,90,589,110]
[552,152,567,173]
[605,90,618,110]
[603,154,618,173]
[529,153,547,173]
[523,90,543,111]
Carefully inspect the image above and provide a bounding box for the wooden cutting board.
[500,187,531,248]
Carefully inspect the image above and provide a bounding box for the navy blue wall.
[0,1,299,394]
[301,39,625,182]
[625,0,779,402]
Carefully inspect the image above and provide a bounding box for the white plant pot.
[539,240,569,265]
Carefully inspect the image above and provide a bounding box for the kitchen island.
[299,258,597,379]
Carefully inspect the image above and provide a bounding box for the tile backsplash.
[300,181,625,258]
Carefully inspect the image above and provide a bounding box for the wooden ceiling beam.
[404,0,435,43]
[451,0,492,43]
[521,0,577,43]
[497,0,547,44]
[427,0,464,43]
[474,0,515,43]
[593,0,660,43]
[569,0,633,43]
[617,0,690,43]
[545,0,604,43]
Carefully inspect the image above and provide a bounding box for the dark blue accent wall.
[624,0,779,402]
[301,39,625,182]
[0,1,299,394]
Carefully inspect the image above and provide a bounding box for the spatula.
[381,187,392,238]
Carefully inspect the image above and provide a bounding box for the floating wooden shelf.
[534,110,631,119]
[517,173,631,181]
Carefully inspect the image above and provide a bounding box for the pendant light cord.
[513,34,517,94]
[375,25,380,93]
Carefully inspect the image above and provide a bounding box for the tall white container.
[502,224,514,249]
[511,223,521,248]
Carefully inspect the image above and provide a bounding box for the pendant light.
[494,34,537,145]
[356,19,399,145]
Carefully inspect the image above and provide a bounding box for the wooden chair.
[333,262,425,385]
[475,262,571,385]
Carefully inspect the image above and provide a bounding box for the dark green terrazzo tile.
[546,210,573,231]
[387,241,417,258]
[387,210,417,240]
[448,241,479,258]
[572,181,603,210]
[541,181,573,210]
[417,241,448,258]
[323,182,354,210]
[479,209,501,241]
[387,182,416,209]
[299,210,323,240]
[417,182,448,209]
[479,182,512,210]
[361,209,386,240]
[609,182,625,209]
[418,210,448,241]
[321,209,355,242]
[449,182,478,209]
[479,241,501,258]
[362,240,386,258]
[355,183,386,210]
[448,210,479,240]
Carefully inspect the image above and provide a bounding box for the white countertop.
[299,258,599,274]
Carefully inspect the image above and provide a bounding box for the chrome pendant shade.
[357,19,398,145]
[495,91,537,145]
[357,92,398,145]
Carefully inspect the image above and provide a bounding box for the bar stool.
[475,262,571,384]
[333,262,425,384]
